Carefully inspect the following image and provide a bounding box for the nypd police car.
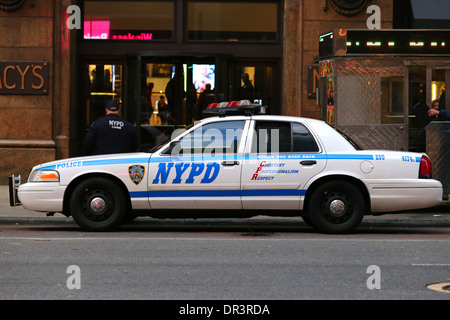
[9,101,443,233]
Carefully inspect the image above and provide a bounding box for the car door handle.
[300,160,317,166]
[221,161,239,166]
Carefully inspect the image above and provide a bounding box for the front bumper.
[15,181,66,213]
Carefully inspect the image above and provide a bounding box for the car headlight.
[29,170,60,182]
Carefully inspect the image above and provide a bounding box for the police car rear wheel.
[309,180,365,234]
[70,177,127,231]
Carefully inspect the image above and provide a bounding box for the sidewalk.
[0,185,449,224]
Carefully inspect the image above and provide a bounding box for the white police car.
[9,101,443,233]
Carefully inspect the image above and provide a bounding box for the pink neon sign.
[84,20,110,39]
[84,19,153,41]
[112,33,153,40]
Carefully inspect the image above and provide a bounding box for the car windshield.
[148,123,196,153]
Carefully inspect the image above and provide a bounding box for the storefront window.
[235,65,274,113]
[432,69,445,109]
[84,1,174,40]
[381,77,404,124]
[187,1,278,42]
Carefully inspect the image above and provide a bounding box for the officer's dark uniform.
[85,101,138,155]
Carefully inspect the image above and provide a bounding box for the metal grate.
[336,76,380,125]
[338,124,408,150]
[426,122,450,195]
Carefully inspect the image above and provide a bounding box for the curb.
[0,217,75,225]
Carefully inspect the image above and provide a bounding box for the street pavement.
[1,185,449,227]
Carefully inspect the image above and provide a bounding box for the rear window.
[252,121,319,153]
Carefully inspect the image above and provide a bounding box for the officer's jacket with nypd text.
[85,114,138,155]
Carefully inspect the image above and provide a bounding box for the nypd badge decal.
[129,165,145,185]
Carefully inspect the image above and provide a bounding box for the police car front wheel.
[308,180,365,234]
[69,177,127,231]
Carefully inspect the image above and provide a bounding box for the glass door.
[86,63,123,126]
[431,69,446,110]
[233,61,279,114]
[76,60,124,155]
[141,62,176,126]
[77,55,232,154]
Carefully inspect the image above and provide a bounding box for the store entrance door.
[77,55,281,155]
[408,64,450,152]
[73,59,125,156]
[126,54,231,151]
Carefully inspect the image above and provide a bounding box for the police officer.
[85,100,138,155]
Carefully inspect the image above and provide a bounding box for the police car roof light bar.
[203,100,266,116]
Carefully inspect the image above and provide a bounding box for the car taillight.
[419,155,432,179]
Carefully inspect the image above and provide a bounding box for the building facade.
[0,0,396,183]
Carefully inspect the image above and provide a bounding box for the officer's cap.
[106,100,120,111]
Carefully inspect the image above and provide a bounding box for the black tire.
[301,216,316,228]
[69,177,127,231]
[308,180,365,234]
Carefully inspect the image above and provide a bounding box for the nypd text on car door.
[148,119,250,209]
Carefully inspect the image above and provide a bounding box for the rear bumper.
[366,179,443,212]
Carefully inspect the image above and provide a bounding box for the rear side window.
[252,121,319,153]
[292,122,319,152]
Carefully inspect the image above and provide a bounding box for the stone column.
[282,0,303,117]
[53,0,75,160]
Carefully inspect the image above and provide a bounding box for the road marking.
[412,263,450,266]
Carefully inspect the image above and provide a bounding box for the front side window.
[175,121,245,155]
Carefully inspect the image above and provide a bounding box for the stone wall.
[0,0,72,184]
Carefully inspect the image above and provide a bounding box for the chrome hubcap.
[329,199,346,217]
[90,197,106,214]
